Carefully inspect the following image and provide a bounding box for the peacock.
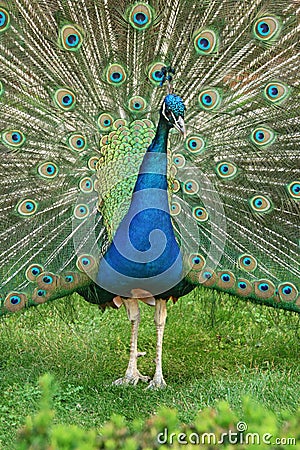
[0,0,299,389]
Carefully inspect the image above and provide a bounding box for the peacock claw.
[113,371,150,386]
[146,376,167,390]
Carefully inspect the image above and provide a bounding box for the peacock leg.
[147,299,167,389]
[113,298,150,385]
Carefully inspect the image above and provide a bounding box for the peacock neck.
[133,116,170,192]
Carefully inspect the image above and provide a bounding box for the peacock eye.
[60,24,83,51]
[0,7,10,32]
[79,177,94,193]
[76,254,96,272]
[88,156,99,171]
[250,126,275,147]
[74,204,89,219]
[172,153,186,169]
[170,201,181,216]
[198,89,221,110]
[128,96,147,112]
[249,195,272,213]
[193,29,218,55]
[188,253,205,270]
[54,88,76,111]
[106,64,127,86]
[216,162,238,179]
[97,113,114,130]
[238,254,257,271]
[253,16,281,41]
[17,199,38,216]
[286,181,300,199]
[263,81,289,104]
[192,206,208,222]
[129,4,153,30]
[68,133,87,151]
[26,264,44,281]
[148,62,165,84]
[278,282,298,302]
[183,179,199,195]
[65,275,74,283]
[185,135,205,154]
[2,130,26,148]
[38,162,59,179]
[4,292,26,312]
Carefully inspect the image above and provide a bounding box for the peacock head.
[162,94,186,138]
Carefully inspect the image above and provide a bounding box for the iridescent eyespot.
[172,180,180,193]
[263,81,290,104]
[238,254,257,272]
[254,279,275,299]
[25,264,44,282]
[0,7,10,32]
[97,113,114,131]
[170,201,181,216]
[59,24,83,51]
[113,118,127,129]
[148,62,165,85]
[106,64,127,86]
[76,254,96,272]
[38,162,59,179]
[217,271,236,289]
[173,153,186,169]
[253,16,281,41]
[4,292,26,312]
[88,156,99,171]
[198,89,221,110]
[128,3,153,30]
[236,279,253,296]
[32,288,50,304]
[2,130,26,148]
[278,282,298,302]
[250,126,276,147]
[185,135,205,154]
[36,272,58,290]
[68,133,87,152]
[188,253,205,270]
[193,29,218,55]
[286,181,300,200]
[128,96,147,112]
[74,204,89,219]
[17,199,38,216]
[199,268,216,286]
[216,162,238,179]
[79,177,94,193]
[249,195,272,213]
[192,206,208,222]
[183,179,199,195]
[65,275,74,283]
[54,88,76,111]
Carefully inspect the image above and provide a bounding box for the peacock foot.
[113,370,150,386]
[146,375,167,390]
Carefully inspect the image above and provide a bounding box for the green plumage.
[0,0,299,317]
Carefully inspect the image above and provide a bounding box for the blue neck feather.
[97,115,183,298]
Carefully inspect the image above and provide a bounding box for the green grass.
[0,287,299,448]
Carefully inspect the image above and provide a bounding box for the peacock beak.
[173,115,186,138]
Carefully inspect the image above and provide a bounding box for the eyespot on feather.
[254,279,275,299]
[88,156,99,171]
[128,96,147,112]
[2,130,26,148]
[238,254,257,272]
[185,135,205,154]
[4,292,26,312]
[170,201,181,216]
[193,206,208,222]
[74,204,90,219]
[216,162,238,179]
[54,88,76,111]
[36,272,59,290]
[148,62,165,85]
[38,162,59,179]
[25,264,44,282]
[236,279,253,297]
[59,24,84,51]
[253,16,281,41]
[79,177,94,193]
[106,64,127,86]
[250,126,276,147]
[76,254,97,272]
[249,195,272,213]
[193,29,218,55]
[17,199,38,216]
[128,3,153,30]
[68,133,87,151]
[0,7,10,32]
[97,113,114,131]
[173,154,186,169]
[198,88,221,110]
[278,282,298,302]
[183,179,199,195]
[198,268,216,287]
[286,181,300,200]
[263,81,290,104]
[217,271,236,289]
